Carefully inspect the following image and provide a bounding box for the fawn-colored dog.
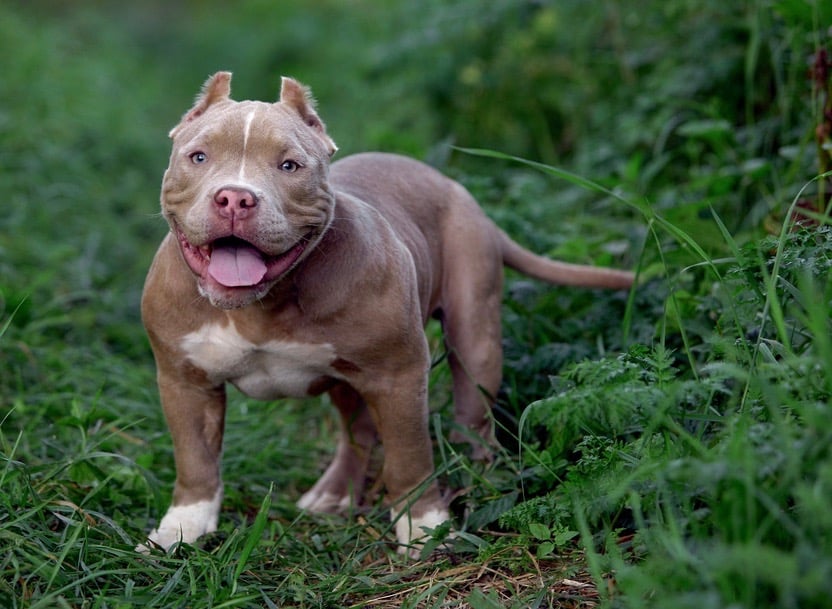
[139,72,633,554]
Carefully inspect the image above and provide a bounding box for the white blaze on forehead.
[238,109,257,181]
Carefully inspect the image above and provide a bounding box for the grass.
[2,0,832,607]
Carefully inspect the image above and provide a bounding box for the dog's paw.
[392,508,452,559]
[296,488,352,513]
[136,491,222,553]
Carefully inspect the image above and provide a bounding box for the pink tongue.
[208,243,268,287]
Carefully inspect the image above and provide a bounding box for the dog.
[138,71,634,554]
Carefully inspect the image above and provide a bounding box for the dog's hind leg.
[444,298,503,459]
[440,275,504,461]
[296,383,377,513]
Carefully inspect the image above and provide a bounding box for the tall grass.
[451,140,832,608]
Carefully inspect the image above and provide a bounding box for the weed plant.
[2,1,831,608]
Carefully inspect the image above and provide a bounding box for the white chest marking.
[181,322,341,399]
[238,110,256,181]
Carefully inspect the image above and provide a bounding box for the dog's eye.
[190,152,208,164]
[280,160,299,172]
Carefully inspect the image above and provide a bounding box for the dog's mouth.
[177,230,307,289]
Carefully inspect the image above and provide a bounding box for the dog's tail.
[499,230,634,289]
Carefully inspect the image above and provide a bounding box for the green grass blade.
[456,146,645,212]
[0,297,26,338]
[231,486,272,593]
[457,146,728,280]
[758,171,832,351]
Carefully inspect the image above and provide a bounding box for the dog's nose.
[214,187,258,218]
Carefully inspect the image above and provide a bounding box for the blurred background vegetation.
[3,0,827,376]
[5,0,828,423]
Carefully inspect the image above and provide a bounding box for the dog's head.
[161,72,338,309]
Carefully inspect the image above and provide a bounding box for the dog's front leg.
[363,371,449,555]
[139,373,227,552]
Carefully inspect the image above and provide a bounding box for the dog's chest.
[180,322,341,399]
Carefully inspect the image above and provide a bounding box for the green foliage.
[499,224,832,608]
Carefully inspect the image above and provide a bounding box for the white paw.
[296,488,351,513]
[137,489,222,552]
[392,508,451,556]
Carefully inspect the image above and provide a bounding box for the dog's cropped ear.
[279,77,338,157]
[169,72,233,138]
